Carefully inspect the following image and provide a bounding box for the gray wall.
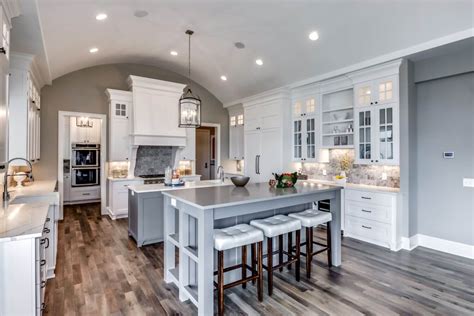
[414,72,474,245]
[36,63,234,180]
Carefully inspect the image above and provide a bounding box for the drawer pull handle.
[41,237,50,249]
[46,217,51,222]
[362,225,372,230]
[43,227,50,234]
[82,193,91,196]
[41,280,46,288]
[41,259,46,266]
[41,303,46,311]
[361,209,372,213]
[361,196,372,200]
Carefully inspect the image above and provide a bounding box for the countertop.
[130,179,233,193]
[107,176,143,182]
[0,202,50,242]
[162,182,341,210]
[305,179,400,194]
[8,180,58,200]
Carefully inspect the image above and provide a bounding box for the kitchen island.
[161,182,342,315]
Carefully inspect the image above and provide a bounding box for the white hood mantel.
[127,75,187,147]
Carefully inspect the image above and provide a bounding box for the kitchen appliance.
[72,168,100,187]
[72,143,100,167]
[138,174,165,185]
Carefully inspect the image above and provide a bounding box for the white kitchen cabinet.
[176,127,196,161]
[8,53,42,164]
[180,174,201,182]
[127,76,186,146]
[354,104,399,165]
[69,117,101,144]
[292,115,318,162]
[63,117,70,159]
[354,75,399,107]
[106,89,132,162]
[107,178,144,219]
[344,188,400,251]
[228,105,245,160]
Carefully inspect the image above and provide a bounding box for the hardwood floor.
[45,203,474,315]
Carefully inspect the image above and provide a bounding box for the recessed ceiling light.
[255,59,263,66]
[170,51,178,56]
[220,75,227,81]
[234,42,245,49]
[89,47,99,53]
[96,13,107,21]
[309,31,319,41]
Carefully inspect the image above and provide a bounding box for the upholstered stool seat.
[250,215,302,296]
[250,215,301,238]
[214,224,264,251]
[288,209,332,228]
[289,209,332,278]
[214,224,264,316]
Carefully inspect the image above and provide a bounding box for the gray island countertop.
[162,182,341,210]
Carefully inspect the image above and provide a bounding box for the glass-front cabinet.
[292,96,319,162]
[354,104,399,165]
[354,75,398,107]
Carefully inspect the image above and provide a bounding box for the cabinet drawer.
[70,187,100,201]
[345,215,390,247]
[113,181,136,193]
[345,201,391,224]
[345,189,393,206]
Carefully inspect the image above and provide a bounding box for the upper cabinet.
[228,105,244,160]
[127,76,187,147]
[69,117,101,144]
[354,75,399,107]
[106,89,132,162]
[176,127,196,161]
[349,60,402,165]
[8,53,42,164]
[293,97,317,118]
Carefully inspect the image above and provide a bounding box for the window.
[115,103,126,117]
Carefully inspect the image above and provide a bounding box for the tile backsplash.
[299,149,400,188]
[134,146,174,176]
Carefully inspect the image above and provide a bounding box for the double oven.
[71,144,100,186]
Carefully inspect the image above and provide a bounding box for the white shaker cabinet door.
[259,128,282,182]
[244,130,260,182]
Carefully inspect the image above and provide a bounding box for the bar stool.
[214,224,264,316]
[288,209,332,278]
[250,215,301,296]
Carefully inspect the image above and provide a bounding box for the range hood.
[127,75,187,147]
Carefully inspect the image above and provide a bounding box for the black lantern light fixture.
[179,30,201,128]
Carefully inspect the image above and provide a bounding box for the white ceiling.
[25,0,474,103]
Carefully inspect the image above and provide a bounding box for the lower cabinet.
[107,179,144,219]
[180,174,201,182]
[344,188,400,250]
[69,186,101,202]
[128,190,165,247]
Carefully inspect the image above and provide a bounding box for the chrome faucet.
[217,165,225,182]
[3,158,34,202]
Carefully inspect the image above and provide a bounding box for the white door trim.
[57,111,107,219]
[200,122,221,179]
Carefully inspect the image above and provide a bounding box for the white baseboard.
[402,234,474,259]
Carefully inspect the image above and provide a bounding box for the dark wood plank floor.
[45,203,474,315]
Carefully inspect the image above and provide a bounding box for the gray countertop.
[162,182,341,210]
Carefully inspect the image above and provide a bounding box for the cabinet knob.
[370,102,373,105]
[0,47,5,54]
[371,160,373,162]
[375,101,378,104]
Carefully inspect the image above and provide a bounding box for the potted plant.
[272,172,298,188]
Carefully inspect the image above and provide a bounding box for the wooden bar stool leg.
[278,235,284,272]
[327,223,332,267]
[242,245,247,289]
[218,250,225,316]
[295,230,301,282]
[287,231,292,270]
[306,227,313,278]
[257,241,263,302]
[251,243,256,285]
[267,237,273,296]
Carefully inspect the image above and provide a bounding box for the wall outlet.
[463,178,474,188]
[322,169,327,176]
[381,172,388,180]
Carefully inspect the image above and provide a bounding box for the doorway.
[195,124,219,180]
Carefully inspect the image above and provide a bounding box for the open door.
[195,128,211,180]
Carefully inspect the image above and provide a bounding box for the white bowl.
[13,173,27,188]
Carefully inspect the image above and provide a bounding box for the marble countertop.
[0,202,50,242]
[107,176,144,182]
[305,179,400,194]
[130,179,233,193]
[162,182,341,210]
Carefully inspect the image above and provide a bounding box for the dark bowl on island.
[230,176,250,187]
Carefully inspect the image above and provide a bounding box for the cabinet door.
[354,81,373,107]
[305,98,317,116]
[229,126,238,160]
[236,125,244,159]
[305,116,317,161]
[355,109,373,164]
[260,128,282,181]
[110,118,129,161]
[292,100,302,117]
[112,102,128,119]
[376,105,399,164]
[244,130,260,182]
[292,119,303,161]
[87,120,101,144]
[244,105,261,131]
[64,118,70,159]
[178,127,196,160]
[374,76,398,106]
